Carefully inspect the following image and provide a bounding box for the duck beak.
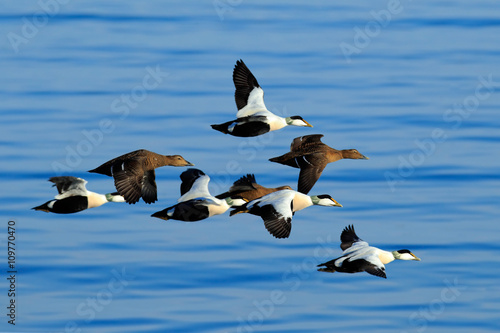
[361,155,369,160]
[411,253,421,261]
[331,198,343,207]
[186,161,195,166]
[304,120,313,127]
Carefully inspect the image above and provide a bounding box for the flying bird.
[317,225,421,278]
[216,174,292,202]
[151,169,253,222]
[32,176,124,214]
[88,149,193,204]
[211,59,313,137]
[230,189,342,239]
[269,134,368,194]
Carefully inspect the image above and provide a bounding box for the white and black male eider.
[211,60,313,137]
[317,225,421,278]
[151,169,253,222]
[88,149,193,204]
[230,189,342,239]
[32,176,125,214]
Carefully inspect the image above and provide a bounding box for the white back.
[178,174,212,202]
[236,87,268,118]
[55,178,88,199]
[291,192,313,212]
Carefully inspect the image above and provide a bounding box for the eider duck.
[88,149,193,204]
[317,225,421,278]
[211,60,313,137]
[216,174,292,202]
[269,134,368,194]
[230,189,342,239]
[151,169,253,222]
[32,176,125,214]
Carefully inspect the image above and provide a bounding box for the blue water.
[1,1,499,332]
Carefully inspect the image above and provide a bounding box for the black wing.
[340,225,363,251]
[364,263,387,279]
[260,203,292,239]
[180,168,206,196]
[233,59,261,110]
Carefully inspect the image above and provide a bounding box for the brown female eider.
[88,149,193,204]
[269,134,368,194]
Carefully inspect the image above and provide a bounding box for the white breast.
[87,192,108,208]
[291,192,313,212]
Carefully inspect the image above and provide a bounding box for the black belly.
[51,196,89,214]
[170,200,211,222]
[211,116,271,137]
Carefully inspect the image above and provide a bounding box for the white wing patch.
[250,190,295,220]
[336,243,383,269]
[248,189,294,210]
[178,175,212,202]
[54,178,88,199]
[236,87,268,118]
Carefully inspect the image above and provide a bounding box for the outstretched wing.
[141,170,158,204]
[112,159,146,204]
[261,205,292,239]
[50,176,88,199]
[233,60,268,117]
[180,169,207,196]
[340,225,364,251]
[296,153,328,194]
[290,134,324,152]
[250,190,295,239]
[178,169,211,203]
[364,262,387,279]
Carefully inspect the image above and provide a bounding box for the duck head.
[392,249,421,261]
[285,116,313,127]
[311,194,342,207]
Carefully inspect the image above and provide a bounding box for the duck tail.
[317,260,337,273]
[211,123,229,134]
[32,202,50,213]
[229,205,249,217]
[151,209,171,221]
[317,266,336,273]
[268,154,299,168]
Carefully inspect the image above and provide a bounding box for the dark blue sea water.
[1,1,499,332]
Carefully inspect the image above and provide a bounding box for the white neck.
[87,191,109,208]
[291,192,313,212]
[379,250,396,265]
[207,198,230,217]
[267,114,287,131]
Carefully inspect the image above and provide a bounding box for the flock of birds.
[33,60,420,278]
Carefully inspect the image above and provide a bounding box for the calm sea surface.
[1,1,499,332]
